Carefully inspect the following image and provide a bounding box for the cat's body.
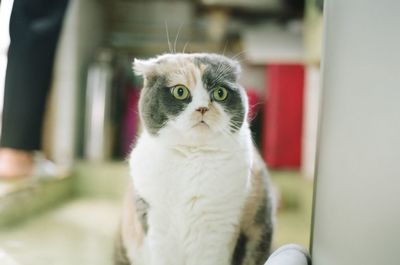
[115,53,274,265]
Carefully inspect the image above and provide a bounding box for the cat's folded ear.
[229,59,242,79]
[132,58,157,77]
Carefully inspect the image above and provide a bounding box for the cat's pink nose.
[196,107,209,115]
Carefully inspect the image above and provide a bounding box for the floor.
[271,171,314,248]
[0,163,314,265]
[0,198,121,265]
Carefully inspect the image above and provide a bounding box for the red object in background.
[263,64,305,169]
[121,88,140,157]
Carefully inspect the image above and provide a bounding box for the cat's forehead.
[156,53,239,73]
[134,53,240,88]
[154,55,204,87]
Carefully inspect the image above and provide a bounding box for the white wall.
[312,1,400,264]
[302,65,320,179]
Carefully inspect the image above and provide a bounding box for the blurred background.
[0,0,323,264]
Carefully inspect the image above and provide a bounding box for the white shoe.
[265,244,311,265]
[31,152,60,180]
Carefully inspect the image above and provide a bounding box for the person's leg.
[0,0,69,179]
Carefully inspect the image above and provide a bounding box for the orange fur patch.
[160,58,202,92]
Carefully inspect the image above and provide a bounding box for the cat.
[115,53,275,265]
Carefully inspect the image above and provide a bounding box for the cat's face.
[134,53,248,141]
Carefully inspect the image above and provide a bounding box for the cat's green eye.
[212,86,228,101]
[171,85,190,100]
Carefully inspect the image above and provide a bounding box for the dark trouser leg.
[0,0,69,150]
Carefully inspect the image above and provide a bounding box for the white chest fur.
[129,129,253,265]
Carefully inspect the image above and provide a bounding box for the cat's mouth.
[192,120,210,129]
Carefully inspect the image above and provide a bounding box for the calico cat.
[115,53,275,265]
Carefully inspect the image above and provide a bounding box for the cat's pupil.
[178,88,184,96]
[218,89,224,97]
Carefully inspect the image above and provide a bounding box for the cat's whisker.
[220,128,243,149]
[214,64,223,81]
[248,114,258,123]
[249,101,264,109]
[130,109,140,116]
[213,63,236,84]
[165,21,172,53]
[213,63,229,84]
[229,124,241,133]
[227,118,244,132]
[219,122,241,140]
[182,41,189,54]
[232,57,248,65]
[174,23,184,54]
[231,49,248,60]
[222,41,229,56]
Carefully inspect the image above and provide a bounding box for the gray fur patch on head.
[138,74,191,135]
[194,54,246,132]
[134,55,194,135]
[194,54,241,83]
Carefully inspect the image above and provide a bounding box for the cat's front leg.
[183,229,237,265]
[147,222,235,265]
[147,237,176,265]
[146,220,185,265]
[186,248,231,265]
